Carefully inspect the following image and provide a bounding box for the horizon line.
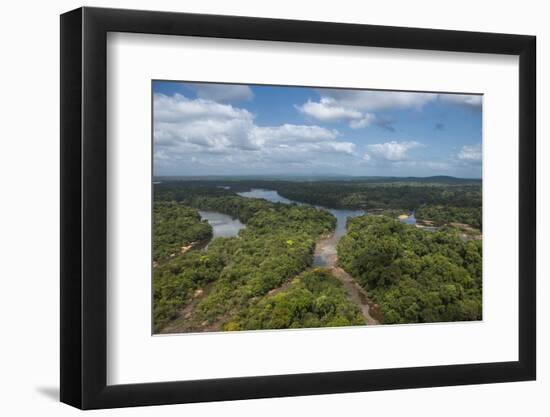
[153,174,482,180]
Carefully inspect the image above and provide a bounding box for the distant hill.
[154,175,481,185]
[343,175,481,184]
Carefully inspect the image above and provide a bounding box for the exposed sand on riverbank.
[314,233,380,325]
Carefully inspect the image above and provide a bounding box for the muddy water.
[313,208,364,266]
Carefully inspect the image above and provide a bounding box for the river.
[195,188,380,325]
[238,188,381,324]
[198,188,363,266]
[200,188,422,265]
[237,188,364,267]
[198,210,246,239]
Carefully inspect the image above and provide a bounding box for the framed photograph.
[60,7,536,409]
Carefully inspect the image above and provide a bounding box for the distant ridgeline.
[153,175,481,185]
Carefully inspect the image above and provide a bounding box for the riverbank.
[313,232,380,325]
[236,188,381,325]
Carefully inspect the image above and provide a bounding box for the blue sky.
[153,81,482,178]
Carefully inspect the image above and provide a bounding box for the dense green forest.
[338,216,482,324]
[153,178,482,332]
[153,202,212,262]
[223,269,365,330]
[153,193,336,332]
[266,181,482,230]
[153,239,226,331]
[154,178,482,229]
[415,205,482,230]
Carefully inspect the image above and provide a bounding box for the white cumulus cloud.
[365,141,423,161]
[252,123,339,145]
[319,90,438,112]
[153,93,356,173]
[296,90,481,130]
[349,114,377,129]
[457,143,482,162]
[296,90,438,129]
[296,97,363,122]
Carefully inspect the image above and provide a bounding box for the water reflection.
[326,208,364,238]
[237,188,363,236]
[198,210,246,238]
[237,188,294,204]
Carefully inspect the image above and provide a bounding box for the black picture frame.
[60,6,536,410]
